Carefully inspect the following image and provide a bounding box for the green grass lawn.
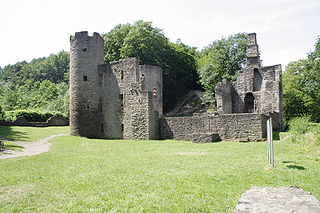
[0,126,69,142]
[0,127,319,212]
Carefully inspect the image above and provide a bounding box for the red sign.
[153,88,157,98]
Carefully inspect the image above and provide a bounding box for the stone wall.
[162,113,268,142]
[99,64,122,139]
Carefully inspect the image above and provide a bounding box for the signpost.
[267,118,274,167]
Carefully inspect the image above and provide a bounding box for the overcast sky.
[1,0,319,69]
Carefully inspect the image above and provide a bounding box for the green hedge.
[1,110,68,122]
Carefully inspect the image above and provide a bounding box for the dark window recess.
[119,94,124,106]
[244,93,255,113]
[121,70,124,80]
[121,124,124,132]
[99,73,103,85]
[253,68,262,91]
[99,97,103,112]
[101,124,104,133]
[83,48,87,52]
[83,75,88,81]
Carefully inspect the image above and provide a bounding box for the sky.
[1,0,319,69]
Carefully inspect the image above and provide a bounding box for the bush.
[2,110,68,122]
[288,116,320,145]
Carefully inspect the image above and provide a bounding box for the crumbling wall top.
[248,33,257,45]
[71,31,103,41]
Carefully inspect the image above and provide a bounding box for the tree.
[0,52,70,115]
[283,36,320,123]
[197,33,248,96]
[102,20,200,112]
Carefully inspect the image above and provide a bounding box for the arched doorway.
[244,93,255,113]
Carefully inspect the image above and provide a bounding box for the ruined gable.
[215,33,283,129]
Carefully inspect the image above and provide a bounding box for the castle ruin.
[70,32,283,142]
[70,32,162,140]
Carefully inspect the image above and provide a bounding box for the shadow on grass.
[287,165,307,170]
[282,160,295,164]
[282,160,306,170]
[4,144,23,149]
[0,126,31,142]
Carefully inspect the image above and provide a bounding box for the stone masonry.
[69,32,282,142]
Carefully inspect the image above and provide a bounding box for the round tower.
[69,31,104,137]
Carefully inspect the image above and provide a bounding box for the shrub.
[2,110,68,122]
[288,116,320,145]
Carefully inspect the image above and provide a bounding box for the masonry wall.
[99,64,122,139]
[162,113,268,142]
[109,58,162,140]
[140,65,163,117]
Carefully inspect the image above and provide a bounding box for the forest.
[0,20,319,125]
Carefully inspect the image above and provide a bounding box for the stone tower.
[69,31,105,138]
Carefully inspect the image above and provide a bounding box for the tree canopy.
[0,51,70,115]
[197,33,248,96]
[102,20,200,112]
[283,36,320,123]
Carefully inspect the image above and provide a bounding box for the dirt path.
[0,134,68,159]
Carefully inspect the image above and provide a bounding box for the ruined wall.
[215,79,233,114]
[215,33,283,130]
[69,31,105,138]
[162,113,268,142]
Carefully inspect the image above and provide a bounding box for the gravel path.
[0,134,67,159]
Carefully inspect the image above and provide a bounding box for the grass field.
[0,127,319,212]
[0,126,69,142]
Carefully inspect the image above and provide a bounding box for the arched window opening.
[244,93,255,113]
[253,68,262,91]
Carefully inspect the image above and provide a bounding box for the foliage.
[2,110,67,122]
[1,127,320,211]
[288,116,320,146]
[102,20,200,112]
[283,36,320,123]
[197,33,248,96]
[0,51,70,116]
